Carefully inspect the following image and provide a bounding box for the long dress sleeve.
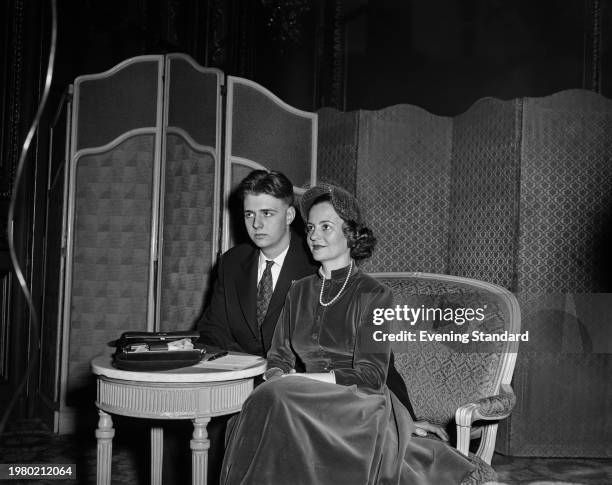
[266,289,296,374]
[331,285,393,392]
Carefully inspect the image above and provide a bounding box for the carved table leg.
[191,417,211,485]
[95,410,115,485]
[151,426,163,485]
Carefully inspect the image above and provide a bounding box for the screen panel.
[316,107,359,194]
[356,106,452,274]
[73,56,163,152]
[447,98,520,289]
[157,55,222,330]
[223,77,317,250]
[504,89,612,457]
[66,134,154,398]
[518,90,612,293]
[229,78,315,186]
[166,55,221,148]
[158,134,216,331]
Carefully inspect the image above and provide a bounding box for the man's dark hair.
[237,170,295,206]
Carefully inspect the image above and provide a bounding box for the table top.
[91,352,267,383]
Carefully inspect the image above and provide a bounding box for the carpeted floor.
[492,453,612,485]
[0,420,610,485]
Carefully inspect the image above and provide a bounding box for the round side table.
[91,353,266,485]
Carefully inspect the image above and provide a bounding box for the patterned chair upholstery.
[372,272,521,471]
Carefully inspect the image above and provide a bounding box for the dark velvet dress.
[220,266,475,484]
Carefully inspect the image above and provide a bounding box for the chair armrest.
[454,384,516,458]
[456,383,516,426]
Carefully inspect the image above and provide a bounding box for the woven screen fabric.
[504,89,612,457]
[447,98,521,290]
[356,106,453,274]
[230,81,313,188]
[570,293,612,354]
[76,59,160,151]
[507,352,612,457]
[158,134,215,331]
[316,107,359,193]
[517,90,612,294]
[515,293,592,354]
[68,134,154,395]
[377,275,509,426]
[166,56,219,148]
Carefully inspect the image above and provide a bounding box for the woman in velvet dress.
[220,183,476,485]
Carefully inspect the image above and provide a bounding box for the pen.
[207,351,229,361]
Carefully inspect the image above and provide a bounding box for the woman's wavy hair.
[308,193,377,261]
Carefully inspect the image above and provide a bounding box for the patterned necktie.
[257,260,274,328]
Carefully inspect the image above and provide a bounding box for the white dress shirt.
[257,245,290,291]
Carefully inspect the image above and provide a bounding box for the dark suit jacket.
[197,233,317,356]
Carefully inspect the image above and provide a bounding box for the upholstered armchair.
[373,272,521,479]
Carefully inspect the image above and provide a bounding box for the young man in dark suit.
[198,169,316,356]
[193,170,316,484]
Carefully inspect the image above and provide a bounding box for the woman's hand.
[263,367,285,381]
[263,368,296,382]
[413,420,449,441]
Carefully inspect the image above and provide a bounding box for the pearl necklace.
[319,260,353,307]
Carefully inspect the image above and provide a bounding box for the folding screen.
[44,55,228,433]
[316,89,612,457]
[42,54,316,433]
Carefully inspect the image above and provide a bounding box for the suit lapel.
[238,248,259,336]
